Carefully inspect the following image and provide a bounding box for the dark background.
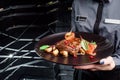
[0,0,74,80]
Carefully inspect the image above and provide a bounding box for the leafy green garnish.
[80,40,97,50]
[90,41,96,44]
[80,39,89,50]
[40,45,49,50]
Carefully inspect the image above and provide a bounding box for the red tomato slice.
[86,43,97,56]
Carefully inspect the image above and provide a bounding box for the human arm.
[73,56,115,71]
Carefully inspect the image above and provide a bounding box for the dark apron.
[73,68,120,80]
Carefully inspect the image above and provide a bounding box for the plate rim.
[35,32,114,66]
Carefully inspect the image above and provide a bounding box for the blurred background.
[0,0,74,80]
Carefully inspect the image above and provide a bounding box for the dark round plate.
[35,32,114,66]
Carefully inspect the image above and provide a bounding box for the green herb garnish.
[80,39,89,50]
[40,45,49,50]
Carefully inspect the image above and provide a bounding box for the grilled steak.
[55,38,81,57]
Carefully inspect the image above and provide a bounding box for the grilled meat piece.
[55,38,81,57]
